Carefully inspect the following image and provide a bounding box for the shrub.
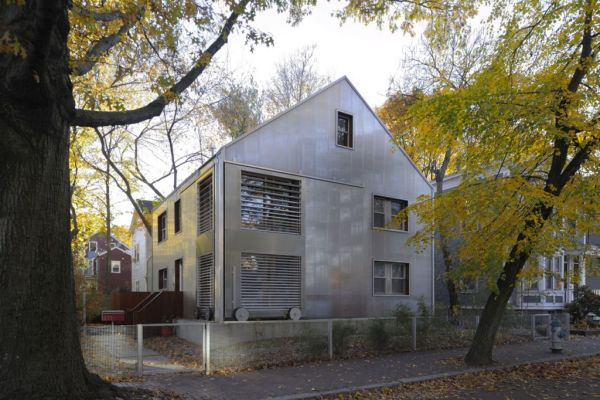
[333,323,357,356]
[392,304,413,336]
[566,286,600,323]
[367,320,389,351]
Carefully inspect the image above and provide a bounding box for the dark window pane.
[374,197,384,213]
[374,262,386,277]
[391,279,402,294]
[374,278,386,294]
[337,130,348,146]
[374,213,385,228]
[174,200,181,233]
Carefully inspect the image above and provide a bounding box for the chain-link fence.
[80,325,137,377]
[80,312,569,378]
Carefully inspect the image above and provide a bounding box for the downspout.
[431,183,435,313]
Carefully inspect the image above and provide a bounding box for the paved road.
[118,336,600,400]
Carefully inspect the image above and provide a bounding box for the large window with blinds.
[240,253,301,312]
[197,175,213,234]
[240,171,301,234]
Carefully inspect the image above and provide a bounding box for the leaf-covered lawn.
[330,356,600,399]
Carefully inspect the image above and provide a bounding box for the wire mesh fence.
[209,320,329,372]
[80,325,137,377]
[80,312,569,378]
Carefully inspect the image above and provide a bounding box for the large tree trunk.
[0,2,105,398]
[465,204,553,365]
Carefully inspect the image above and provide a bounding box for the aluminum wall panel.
[220,78,433,318]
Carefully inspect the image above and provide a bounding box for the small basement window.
[158,211,167,242]
[336,112,353,148]
[373,261,409,296]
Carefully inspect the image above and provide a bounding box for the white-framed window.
[336,111,353,148]
[373,261,409,296]
[111,260,121,274]
[88,241,97,253]
[135,281,140,291]
[543,257,562,290]
[373,196,408,231]
[159,268,168,290]
[134,243,140,262]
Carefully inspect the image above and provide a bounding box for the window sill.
[373,293,410,297]
[372,227,409,234]
[335,143,354,151]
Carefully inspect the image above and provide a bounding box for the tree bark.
[434,148,460,316]
[464,205,552,365]
[0,2,107,398]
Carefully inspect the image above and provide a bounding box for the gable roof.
[154,76,433,209]
[220,76,433,189]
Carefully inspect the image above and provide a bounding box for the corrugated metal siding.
[196,253,214,319]
[240,172,301,234]
[240,253,301,312]
[197,175,213,234]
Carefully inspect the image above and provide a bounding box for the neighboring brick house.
[85,232,132,293]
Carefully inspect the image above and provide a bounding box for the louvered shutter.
[197,175,212,234]
[240,172,301,234]
[196,253,214,319]
[240,253,301,312]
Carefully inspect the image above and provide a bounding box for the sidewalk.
[118,336,600,400]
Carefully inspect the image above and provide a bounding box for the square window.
[373,261,409,296]
[336,112,353,148]
[373,196,408,231]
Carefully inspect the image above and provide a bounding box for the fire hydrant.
[550,318,566,354]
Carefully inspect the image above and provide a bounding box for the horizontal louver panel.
[197,175,212,234]
[241,172,301,234]
[196,253,214,320]
[241,253,301,312]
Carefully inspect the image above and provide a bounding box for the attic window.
[336,112,353,148]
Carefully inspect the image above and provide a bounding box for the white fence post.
[328,320,333,360]
[136,324,143,376]
[475,315,480,328]
[204,323,211,375]
[411,317,417,351]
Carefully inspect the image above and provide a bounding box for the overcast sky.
[225,1,419,108]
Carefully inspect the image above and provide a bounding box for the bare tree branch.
[72,1,250,127]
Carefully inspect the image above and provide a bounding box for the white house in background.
[434,172,599,311]
[148,76,435,322]
[130,200,154,292]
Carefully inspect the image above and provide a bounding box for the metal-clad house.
[150,77,434,321]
